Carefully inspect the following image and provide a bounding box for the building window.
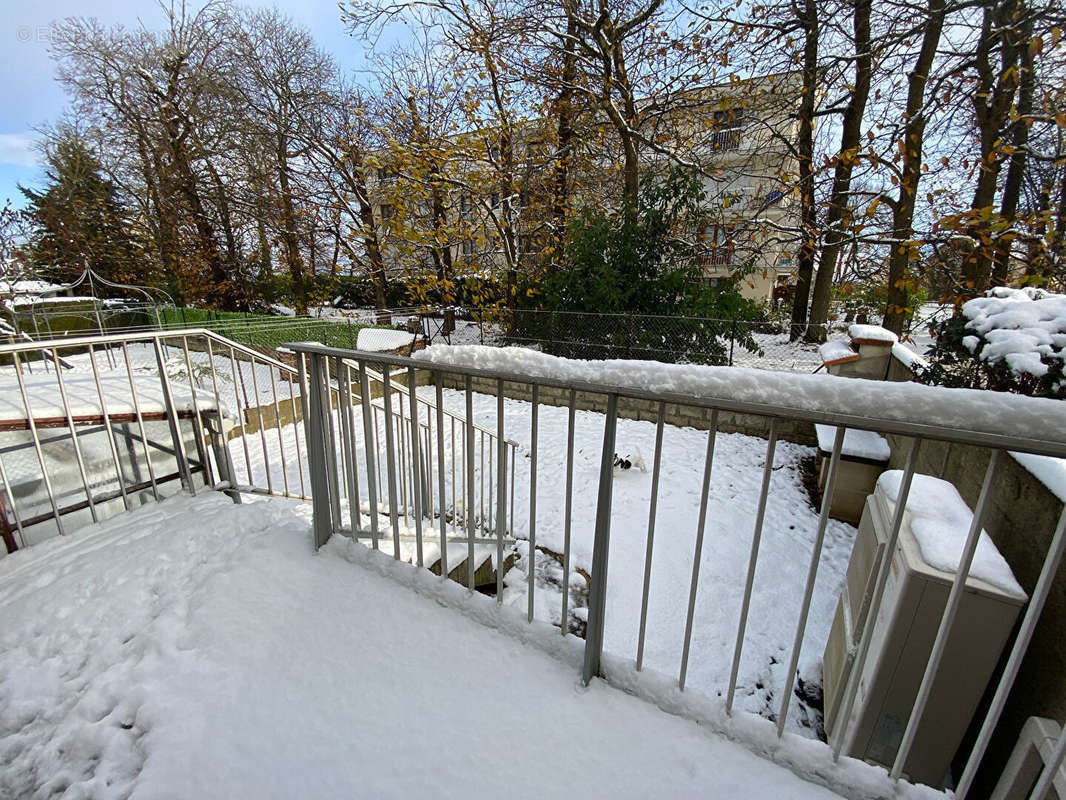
[699,224,734,268]
[459,194,473,218]
[379,203,394,223]
[377,166,397,185]
[709,109,744,151]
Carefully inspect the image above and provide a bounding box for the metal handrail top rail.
[0,328,297,375]
[286,342,1066,460]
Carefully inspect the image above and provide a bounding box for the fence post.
[306,351,335,549]
[582,392,619,685]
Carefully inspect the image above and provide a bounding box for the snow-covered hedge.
[918,287,1066,400]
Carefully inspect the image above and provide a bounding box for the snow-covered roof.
[848,324,898,344]
[0,279,65,296]
[877,471,1025,597]
[0,373,227,423]
[891,342,927,370]
[357,328,417,352]
[815,424,890,461]
[961,286,1066,379]
[818,339,858,365]
[414,344,1066,449]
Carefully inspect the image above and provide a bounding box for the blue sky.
[0,0,373,208]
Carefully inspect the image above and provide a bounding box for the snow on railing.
[292,340,1066,800]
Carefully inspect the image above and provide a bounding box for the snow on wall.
[413,345,1066,449]
[962,286,1066,379]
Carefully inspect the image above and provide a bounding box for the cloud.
[0,133,40,168]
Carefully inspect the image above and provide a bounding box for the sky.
[0,0,374,209]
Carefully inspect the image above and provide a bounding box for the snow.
[356,327,418,352]
[0,279,65,296]
[0,373,227,423]
[412,345,1066,450]
[876,471,1026,597]
[814,425,890,462]
[961,287,1066,379]
[891,342,927,370]
[0,492,851,800]
[819,340,858,365]
[1009,452,1066,505]
[848,325,897,344]
[225,382,857,735]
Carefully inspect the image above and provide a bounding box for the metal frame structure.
[291,340,1066,800]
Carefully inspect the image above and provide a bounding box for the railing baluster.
[528,384,539,623]
[382,369,402,559]
[399,401,409,528]
[179,335,215,488]
[230,346,255,487]
[561,388,576,635]
[10,352,63,534]
[123,342,160,500]
[358,362,380,550]
[408,366,424,567]
[268,362,290,497]
[336,359,359,533]
[956,503,1066,798]
[87,345,131,514]
[480,429,485,533]
[0,453,26,549]
[153,337,195,494]
[832,437,921,759]
[496,378,507,603]
[465,376,476,589]
[49,348,99,523]
[582,392,619,685]
[436,372,448,579]
[679,410,719,690]
[891,449,1002,779]
[286,370,307,498]
[776,425,846,734]
[322,359,342,526]
[247,355,273,494]
[726,418,778,713]
[450,414,457,537]
[1030,724,1066,800]
[636,401,666,671]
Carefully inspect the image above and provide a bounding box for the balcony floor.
[0,492,841,800]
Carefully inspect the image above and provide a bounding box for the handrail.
[285,342,1066,459]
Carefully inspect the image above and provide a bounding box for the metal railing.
[292,340,1066,799]
[0,329,315,548]
[0,329,509,562]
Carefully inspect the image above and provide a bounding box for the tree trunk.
[550,14,578,257]
[883,0,947,335]
[788,0,819,340]
[806,0,871,343]
[990,11,1034,287]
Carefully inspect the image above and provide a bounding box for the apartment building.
[370,72,801,304]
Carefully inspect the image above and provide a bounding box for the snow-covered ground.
[230,383,857,736]
[0,492,847,800]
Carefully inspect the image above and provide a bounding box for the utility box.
[822,475,1027,788]
[815,424,890,524]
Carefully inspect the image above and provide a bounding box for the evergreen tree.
[19,132,144,288]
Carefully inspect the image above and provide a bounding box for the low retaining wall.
[438,372,816,444]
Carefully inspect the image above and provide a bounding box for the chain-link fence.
[426,309,833,373]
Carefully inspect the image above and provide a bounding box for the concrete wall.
[438,372,816,444]
[884,435,1066,796]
